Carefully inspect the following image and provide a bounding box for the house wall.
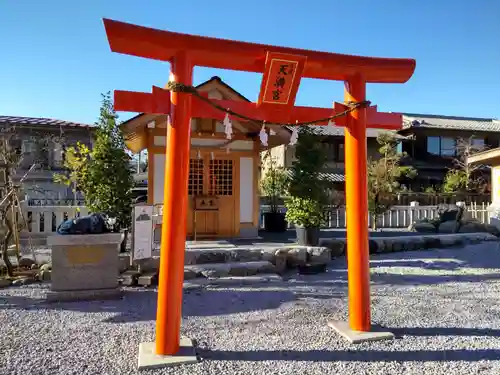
[11,126,94,200]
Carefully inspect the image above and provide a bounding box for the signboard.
[257,52,307,108]
[133,204,154,260]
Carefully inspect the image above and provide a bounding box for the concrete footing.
[137,338,198,370]
[328,321,394,344]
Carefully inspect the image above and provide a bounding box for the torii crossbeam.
[103,18,416,364]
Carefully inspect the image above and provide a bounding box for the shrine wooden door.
[187,155,236,238]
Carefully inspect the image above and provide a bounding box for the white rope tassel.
[210,151,214,160]
[197,150,201,160]
[223,112,232,140]
[327,119,334,128]
[289,123,299,146]
[259,124,268,147]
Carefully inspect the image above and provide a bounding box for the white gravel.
[2,242,500,375]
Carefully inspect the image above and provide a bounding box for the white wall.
[153,154,166,204]
[239,157,253,223]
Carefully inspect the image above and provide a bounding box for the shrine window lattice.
[209,159,233,196]
[188,159,204,196]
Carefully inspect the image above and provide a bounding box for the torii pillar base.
[137,338,198,370]
[328,321,394,344]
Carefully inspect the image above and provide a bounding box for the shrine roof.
[402,113,500,132]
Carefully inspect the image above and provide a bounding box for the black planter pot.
[295,226,320,246]
[263,212,288,232]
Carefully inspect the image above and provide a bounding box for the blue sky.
[1,0,499,125]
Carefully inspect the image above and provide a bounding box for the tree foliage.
[367,132,416,228]
[442,136,487,193]
[285,127,328,227]
[260,151,289,213]
[54,92,134,229]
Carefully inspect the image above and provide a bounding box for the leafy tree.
[55,92,134,229]
[368,132,416,229]
[442,136,487,193]
[285,126,328,227]
[260,151,289,213]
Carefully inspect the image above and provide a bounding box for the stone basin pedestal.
[46,233,123,302]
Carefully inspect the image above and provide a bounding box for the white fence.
[18,203,491,237]
[260,203,492,230]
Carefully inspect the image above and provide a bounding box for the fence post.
[409,201,419,226]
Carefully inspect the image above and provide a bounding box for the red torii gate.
[104,18,415,362]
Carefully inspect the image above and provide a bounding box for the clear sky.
[1,0,499,125]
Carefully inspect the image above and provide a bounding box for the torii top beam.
[103,19,415,84]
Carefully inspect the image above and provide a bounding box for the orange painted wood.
[154,53,192,356]
[103,18,416,83]
[114,89,402,129]
[344,75,371,332]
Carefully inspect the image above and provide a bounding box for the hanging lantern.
[223,112,233,140]
[259,123,268,147]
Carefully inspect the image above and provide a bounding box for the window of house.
[427,136,456,156]
[471,137,485,150]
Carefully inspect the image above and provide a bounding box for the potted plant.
[285,126,327,246]
[260,152,289,232]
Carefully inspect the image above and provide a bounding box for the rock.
[138,272,158,286]
[307,247,331,264]
[407,238,425,251]
[409,221,437,233]
[423,236,441,249]
[0,279,11,288]
[118,254,130,272]
[39,270,51,282]
[191,263,231,278]
[12,277,35,286]
[440,235,464,248]
[372,239,387,254]
[229,248,264,262]
[184,268,199,280]
[39,263,52,272]
[185,250,229,265]
[273,249,288,274]
[318,239,346,258]
[276,247,307,266]
[18,257,36,268]
[227,261,276,277]
[459,221,500,237]
[437,204,464,222]
[392,240,404,252]
[438,220,460,234]
[297,263,327,275]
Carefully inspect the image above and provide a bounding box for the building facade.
[0,115,94,203]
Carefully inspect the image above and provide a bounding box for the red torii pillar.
[103,18,415,365]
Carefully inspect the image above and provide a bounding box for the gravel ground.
[2,242,500,375]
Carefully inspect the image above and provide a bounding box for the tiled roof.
[402,113,500,132]
[286,168,345,182]
[286,125,402,138]
[0,115,92,129]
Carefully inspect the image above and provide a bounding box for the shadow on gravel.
[200,348,500,362]
[0,288,303,323]
[389,326,500,338]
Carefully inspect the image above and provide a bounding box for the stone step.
[184,261,276,279]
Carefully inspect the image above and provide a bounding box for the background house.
[262,126,402,192]
[0,115,95,204]
[399,113,500,191]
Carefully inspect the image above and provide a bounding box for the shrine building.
[120,76,291,239]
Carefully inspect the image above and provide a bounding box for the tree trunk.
[1,228,14,277]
